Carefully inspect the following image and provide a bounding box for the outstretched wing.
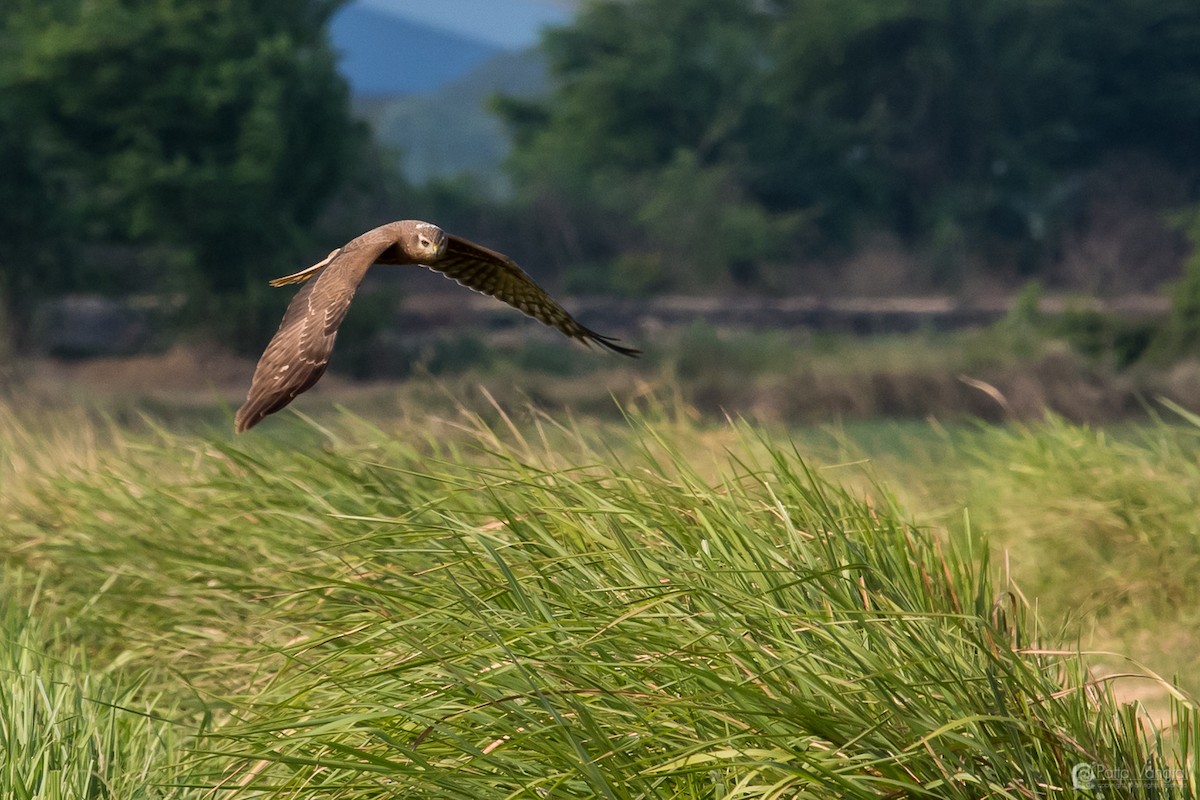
[423,235,640,357]
[235,242,392,432]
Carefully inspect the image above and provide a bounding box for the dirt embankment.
[10,292,1194,427]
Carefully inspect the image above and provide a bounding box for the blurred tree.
[1058,0,1200,164]
[501,0,1200,291]
[498,0,790,292]
[631,151,810,290]
[0,1,73,330]
[763,0,1079,239]
[526,0,775,175]
[0,0,362,309]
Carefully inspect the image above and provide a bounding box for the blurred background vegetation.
[3,0,1200,361]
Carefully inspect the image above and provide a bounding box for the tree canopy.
[4,0,1200,328]
[499,0,1200,292]
[0,0,361,309]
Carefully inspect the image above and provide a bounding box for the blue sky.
[357,0,574,49]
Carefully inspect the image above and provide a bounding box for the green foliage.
[499,0,791,291]
[0,3,73,323]
[997,282,1157,370]
[415,330,495,375]
[1049,306,1157,368]
[500,0,1200,289]
[601,252,672,297]
[1156,206,1200,358]
[674,321,798,381]
[0,0,362,305]
[991,280,1046,359]
[180,280,292,357]
[512,339,582,375]
[528,0,772,176]
[765,0,1081,235]
[634,151,812,287]
[548,149,806,295]
[1009,280,1045,328]
[328,288,400,377]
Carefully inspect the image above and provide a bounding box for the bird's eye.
[419,237,431,247]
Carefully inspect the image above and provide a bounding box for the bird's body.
[234,220,638,432]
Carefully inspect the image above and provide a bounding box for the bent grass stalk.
[0,400,1195,797]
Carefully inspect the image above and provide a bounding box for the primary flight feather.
[234,220,639,432]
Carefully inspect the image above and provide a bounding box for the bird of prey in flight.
[235,220,639,432]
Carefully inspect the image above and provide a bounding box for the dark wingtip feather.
[587,331,641,358]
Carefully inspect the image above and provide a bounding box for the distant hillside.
[329,4,502,96]
[366,48,549,194]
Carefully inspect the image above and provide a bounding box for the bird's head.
[410,221,448,260]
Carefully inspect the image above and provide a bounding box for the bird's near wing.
[234,242,391,432]
[423,235,640,357]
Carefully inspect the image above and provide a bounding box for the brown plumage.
[234,220,639,432]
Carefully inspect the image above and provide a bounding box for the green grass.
[775,409,1200,711]
[0,576,199,799]
[0,400,1196,797]
[927,411,1200,703]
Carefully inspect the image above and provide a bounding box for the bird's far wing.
[268,248,342,287]
[424,235,640,357]
[235,242,391,432]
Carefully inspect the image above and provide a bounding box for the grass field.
[0,390,1197,797]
